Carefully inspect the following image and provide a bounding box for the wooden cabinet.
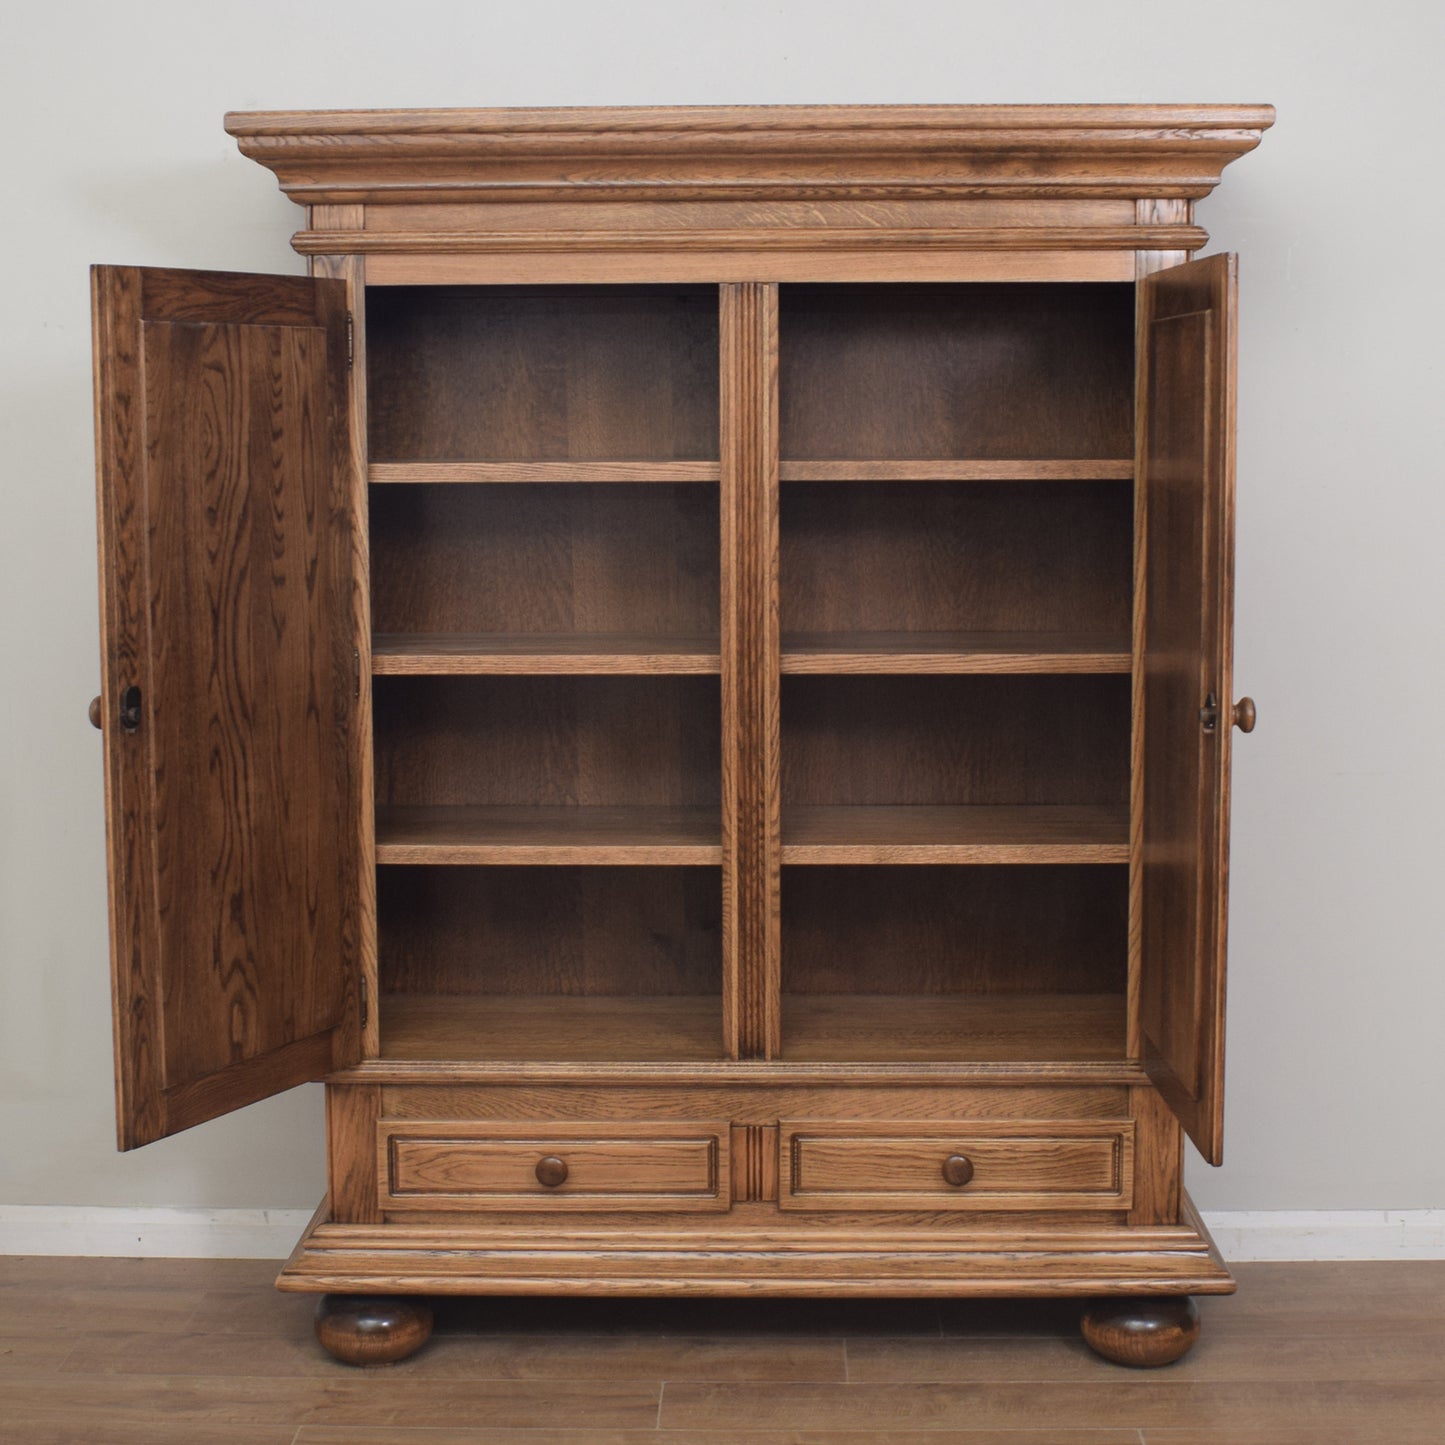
[89,104,1272,1367]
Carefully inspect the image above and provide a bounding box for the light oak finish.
[374,804,721,866]
[372,633,720,675]
[89,106,1270,1366]
[779,1119,1134,1212]
[378,1119,729,1212]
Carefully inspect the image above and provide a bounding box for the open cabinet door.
[92,267,362,1149]
[1137,253,1240,1166]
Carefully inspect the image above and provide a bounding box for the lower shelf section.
[783,993,1125,1063]
[378,992,1125,1065]
[381,994,723,1063]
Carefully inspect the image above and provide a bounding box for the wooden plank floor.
[2,1258,1444,1443]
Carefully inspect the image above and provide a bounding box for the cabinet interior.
[367,280,1138,1067]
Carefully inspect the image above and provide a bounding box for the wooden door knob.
[535,1155,569,1188]
[88,695,103,730]
[1232,697,1256,733]
[942,1154,974,1188]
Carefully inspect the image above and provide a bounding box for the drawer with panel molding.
[378,1119,731,1212]
[779,1119,1135,1212]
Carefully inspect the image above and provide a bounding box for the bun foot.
[314,1294,433,1366]
[1080,1295,1200,1367]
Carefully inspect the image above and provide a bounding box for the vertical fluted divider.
[719,283,781,1059]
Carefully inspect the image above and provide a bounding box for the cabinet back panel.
[779,283,1133,460]
[367,286,720,461]
[378,866,722,996]
[373,676,721,807]
[783,865,1126,995]
[782,675,1129,806]
[781,480,1132,634]
[370,483,719,636]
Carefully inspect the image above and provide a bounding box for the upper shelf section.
[224,105,1274,283]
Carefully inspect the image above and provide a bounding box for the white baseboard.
[0,1206,315,1259]
[2,1205,1444,1261]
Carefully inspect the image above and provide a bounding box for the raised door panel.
[1136,253,1238,1164]
[92,266,361,1148]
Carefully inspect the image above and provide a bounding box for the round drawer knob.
[942,1154,974,1188]
[535,1155,569,1188]
[1232,697,1257,733]
[89,695,104,730]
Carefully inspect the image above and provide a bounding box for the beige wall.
[2,0,1441,1214]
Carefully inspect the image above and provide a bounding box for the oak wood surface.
[780,631,1131,674]
[1136,253,1237,1165]
[367,286,718,462]
[380,995,724,1063]
[781,480,1133,638]
[371,460,721,483]
[779,284,1134,461]
[719,283,781,1061]
[91,265,360,1149]
[779,458,1134,480]
[376,866,721,999]
[780,804,1128,863]
[368,483,718,640]
[375,804,721,865]
[781,994,1126,1063]
[372,633,721,675]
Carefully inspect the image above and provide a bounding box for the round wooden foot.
[314,1295,433,1366]
[1080,1295,1200,1368]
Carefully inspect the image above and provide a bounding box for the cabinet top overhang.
[226,103,1273,206]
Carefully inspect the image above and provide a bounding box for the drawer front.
[379,1120,730,1212]
[780,1119,1134,1212]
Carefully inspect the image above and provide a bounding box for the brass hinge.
[1199,692,1220,733]
[359,976,369,1028]
[353,647,361,701]
[346,311,354,371]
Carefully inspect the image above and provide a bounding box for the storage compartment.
[781,479,1132,665]
[370,482,720,664]
[779,1119,1134,1211]
[380,1119,730,1212]
[780,865,1128,1062]
[377,866,724,1062]
[367,285,720,462]
[779,282,1134,461]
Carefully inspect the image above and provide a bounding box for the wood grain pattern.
[1136,254,1237,1165]
[91,266,359,1148]
[730,1124,780,1202]
[779,284,1134,461]
[780,864,1127,998]
[367,286,718,463]
[368,483,718,644]
[370,460,721,483]
[380,996,723,1063]
[372,676,720,808]
[326,1084,382,1225]
[781,804,1128,863]
[1128,1083,1183,1227]
[720,283,781,1061]
[313,1295,433,1366]
[780,458,1134,481]
[376,865,721,999]
[780,994,1126,1064]
[372,633,720,675]
[379,1120,728,1211]
[782,676,1130,807]
[780,631,1130,674]
[779,1119,1134,1212]
[781,481,1133,638]
[375,804,720,865]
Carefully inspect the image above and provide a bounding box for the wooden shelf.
[369,461,721,484]
[781,805,1128,864]
[373,633,721,675]
[376,805,721,865]
[380,994,723,1063]
[781,631,1130,675]
[782,993,1126,1062]
[779,459,1134,482]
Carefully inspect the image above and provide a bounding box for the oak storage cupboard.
[89,105,1272,1366]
